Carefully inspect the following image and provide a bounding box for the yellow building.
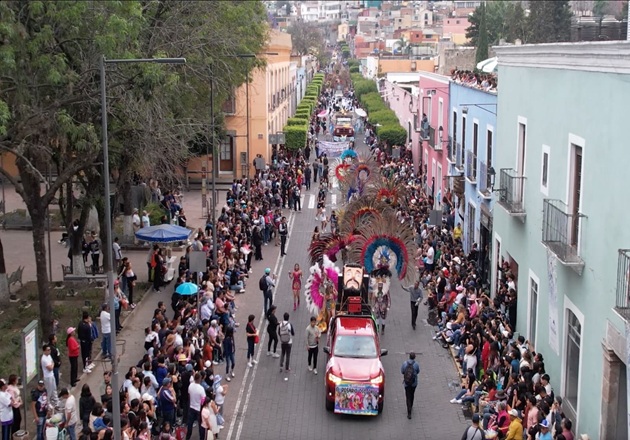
[187,30,293,183]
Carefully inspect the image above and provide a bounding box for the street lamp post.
[99,55,186,440]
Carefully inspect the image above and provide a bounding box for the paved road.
[222,138,471,440]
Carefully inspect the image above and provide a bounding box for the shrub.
[354,80,377,100]
[369,109,399,125]
[283,125,308,150]
[349,66,359,73]
[376,124,408,147]
[287,118,308,126]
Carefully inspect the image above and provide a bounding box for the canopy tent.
[135,224,191,243]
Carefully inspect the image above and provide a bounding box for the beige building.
[187,30,293,183]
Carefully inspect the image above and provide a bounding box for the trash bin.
[13,430,29,440]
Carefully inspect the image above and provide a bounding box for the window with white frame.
[564,309,582,411]
[528,276,538,348]
[541,144,550,195]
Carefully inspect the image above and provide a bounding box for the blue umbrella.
[340,149,358,160]
[135,224,191,243]
[175,282,199,296]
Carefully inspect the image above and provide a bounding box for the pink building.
[380,74,422,174]
[417,72,451,204]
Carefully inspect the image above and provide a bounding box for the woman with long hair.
[79,384,95,428]
[288,263,303,311]
[245,314,258,367]
[124,261,137,308]
[6,376,20,435]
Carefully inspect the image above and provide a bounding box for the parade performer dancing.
[303,256,341,333]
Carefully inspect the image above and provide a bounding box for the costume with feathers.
[303,256,341,332]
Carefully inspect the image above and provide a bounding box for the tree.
[466,1,528,45]
[476,3,489,63]
[528,1,573,43]
[504,2,529,43]
[288,21,325,56]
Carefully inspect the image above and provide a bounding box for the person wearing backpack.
[260,268,276,316]
[400,352,420,419]
[277,313,295,376]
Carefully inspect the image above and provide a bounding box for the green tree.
[466,1,528,45]
[528,1,573,43]
[476,2,489,63]
[504,2,529,43]
[288,21,324,56]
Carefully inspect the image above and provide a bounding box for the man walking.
[279,216,288,257]
[260,268,276,316]
[402,280,424,330]
[401,352,420,419]
[305,316,321,375]
[58,388,77,440]
[278,313,295,377]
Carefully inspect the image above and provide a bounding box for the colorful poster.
[546,249,560,355]
[319,141,349,158]
[334,383,379,416]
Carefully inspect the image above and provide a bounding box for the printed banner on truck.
[334,383,379,416]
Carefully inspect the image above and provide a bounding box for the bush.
[360,92,385,112]
[349,66,359,73]
[354,80,377,100]
[283,125,308,150]
[369,109,400,125]
[287,117,308,126]
[376,124,408,147]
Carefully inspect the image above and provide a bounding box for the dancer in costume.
[370,267,392,335]
[303,256,340,333]
[288,263,303,311]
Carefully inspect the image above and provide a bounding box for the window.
[438,99,443,134]
[467,203,476,252]
[456,20,460,24]
[472,122,478,179]
[424,13,429,19]
[541,145,550,195]
[487,128,493,189]
[462,115,467,151]
[222,89,236,114]
[528,274,538,348]
[569,143,583,248]
[564,308,582,411]
[219,136,234,172]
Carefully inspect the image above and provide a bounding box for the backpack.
[259,275,268,292]
[279,323,291,343]
[403,361,416,387]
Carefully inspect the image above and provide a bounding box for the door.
[219,136,234,173]
[569,145,583,248]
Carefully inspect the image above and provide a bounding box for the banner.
[318,141,349,158]
[334,383,379,416]
[546,249,560,355]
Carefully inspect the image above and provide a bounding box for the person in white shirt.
[41,345,58,407]
[59,388,77,440]
[141,211,150,228]
[100,304,112,359]
[425,244,435,271]
[212,375,227,424]
[0,379,13,440]
[112,238,122,269]
[186,373,206,440]
[127,378,141,404]
[132,209,141,230]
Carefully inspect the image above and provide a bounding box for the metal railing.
[478,160,489,194]
[616,250,630,319]
[542,199,584,267]
[465,150,477,183]
[447,137,455,161]
[421,125,435,143]
[497,168,525,214]
[455,143,463,170]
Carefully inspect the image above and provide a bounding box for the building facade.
[448,81,497,283]
[492,41,630,439]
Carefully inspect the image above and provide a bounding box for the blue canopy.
[340,149,358,160]
[175,282,199,296]
[135,224,191,243]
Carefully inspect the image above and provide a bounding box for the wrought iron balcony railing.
[542,199,585,272]
[465,150,477,183]
[616,250,630,319]
[497,168,526,216]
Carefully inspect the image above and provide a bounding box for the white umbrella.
[476,56,498,73]
[355,108,367,118]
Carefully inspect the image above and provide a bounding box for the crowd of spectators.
[451,69,497,93]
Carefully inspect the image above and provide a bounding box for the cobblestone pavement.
[223,137,471,440]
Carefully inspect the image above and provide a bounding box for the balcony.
[496,168,526,218]
[542,199,585,274]
[447,137,456,162]
[465,150,477,184]
[420,125,434,142]
[615,250,630,319]
[478,160,491,198]
[454,142,464,171]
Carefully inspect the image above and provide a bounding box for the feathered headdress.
[338,196,390,236]
[346,211,417,283]
[308,232,359,265]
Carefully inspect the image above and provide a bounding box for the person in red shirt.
[66,327,81,387]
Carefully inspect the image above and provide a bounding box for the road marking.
[308,194,315,209]
[227,209,297,440]
[331,194,337,206]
